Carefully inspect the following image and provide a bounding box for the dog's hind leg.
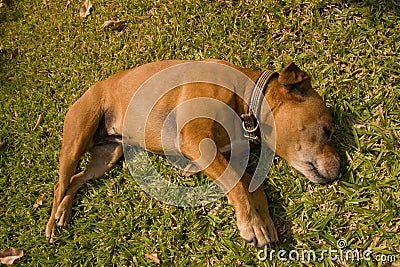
[46,121,94,242]
[54,143,122,229]
[46,88,111,242]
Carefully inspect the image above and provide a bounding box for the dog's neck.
[235,70,280,143]
[236,71,280,116]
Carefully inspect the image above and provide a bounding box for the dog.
[45,59,340,247]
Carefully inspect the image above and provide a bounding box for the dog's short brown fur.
[45,59,340,247]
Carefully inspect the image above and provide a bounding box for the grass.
[0,0,399,266]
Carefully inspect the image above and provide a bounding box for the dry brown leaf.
[0,141,6,150]
[79,0,92,18]
[10,48,18,59]
[1,0,11,7]
[100,20,115,29]
[110,21,128,31]
[33,194,45,209]
[42,0,52,6]
[145,253,160,264]
[0,247,24,265]
[100,20,128,31]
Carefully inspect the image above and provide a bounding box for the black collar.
[240,70,279,143]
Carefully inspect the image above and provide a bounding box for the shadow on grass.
[330,106,356,183]
[343,0,400,15]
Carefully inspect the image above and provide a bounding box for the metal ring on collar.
[242,119,259,133]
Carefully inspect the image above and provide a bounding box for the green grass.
[1,0,399,266]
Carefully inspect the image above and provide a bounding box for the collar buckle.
[240,113,260,143]
[240,70,278,144]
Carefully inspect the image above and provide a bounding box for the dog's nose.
[318,152,341,183]
[321,143,341,178]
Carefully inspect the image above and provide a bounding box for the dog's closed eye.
[322,126,334,140]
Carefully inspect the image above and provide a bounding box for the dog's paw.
[236,208,278,248]
[45,220,56,244]
[178,163,201,177]
[54,196,73,228]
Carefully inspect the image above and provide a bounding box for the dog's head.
[269,62,340,184]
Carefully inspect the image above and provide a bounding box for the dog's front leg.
[227,173,278,247]
[209,162,278,247]
[179,123,277,247]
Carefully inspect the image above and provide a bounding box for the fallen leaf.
[100,20,129,31]
[10,48,18,59]
[100,20,115,29]
[0,141,5,150]
[145,253,160,264]
[79,0,92,18]
[33,194,45,209]
[1,0,11,7]
[0,247,24,265]
[65,0,71,8]
[111,21,128,31]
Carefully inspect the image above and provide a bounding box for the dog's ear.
[278,61,312,98]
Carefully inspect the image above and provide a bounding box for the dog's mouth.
[291,156,340,184]
[305,161,335,184]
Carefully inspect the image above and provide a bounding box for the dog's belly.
[122,119,182,155]
[123,115,247,159]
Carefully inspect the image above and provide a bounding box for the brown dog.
[45,59,340,247]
